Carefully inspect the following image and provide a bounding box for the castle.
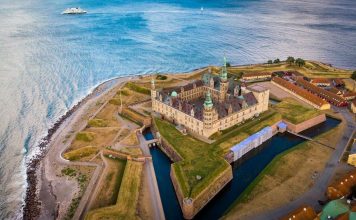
[151,58,270,138]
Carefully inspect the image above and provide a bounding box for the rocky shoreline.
[23,78,120,220]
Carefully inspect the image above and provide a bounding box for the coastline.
[22,61,354,219]
[23,76,130,219]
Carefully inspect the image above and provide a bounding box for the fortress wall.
[284,114,326,133]
[170,164,233,219]
[151,119,183,162]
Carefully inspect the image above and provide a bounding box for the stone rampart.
[170,164,233,219]
[284,114,326,133]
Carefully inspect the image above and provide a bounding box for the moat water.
[150,117,340,220]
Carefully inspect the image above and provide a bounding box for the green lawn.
[154,118,230,198]
[75,132,95,142]
[272,98,321,124]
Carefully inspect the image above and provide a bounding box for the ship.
[62,7,87,15]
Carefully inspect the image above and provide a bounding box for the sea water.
[0,0,355,218]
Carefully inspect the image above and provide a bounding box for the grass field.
[70,127,119,151]
[63,146,99,161]
[90,158,127,209]
[272,98,321,124]
[154,118,230,198]
[86,160,143,220]
[94,103,120,127]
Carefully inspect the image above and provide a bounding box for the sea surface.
[0,0,355,218]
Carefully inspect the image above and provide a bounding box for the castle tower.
[151,78,157,111]
[219,57,229,101]
[203,91,214,131]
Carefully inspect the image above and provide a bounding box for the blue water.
[150,117,340,219]
[0,0,355,218]
[143,129,154,140]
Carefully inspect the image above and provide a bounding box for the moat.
[150,117,340,220]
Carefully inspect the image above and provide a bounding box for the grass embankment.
[120,133,139,146]
[154,118,230,198]
[90,158,127,209]
[272,98,321,124]
[86,160,143,220]
[88,119,108,127]
[76,132,95,142]
[226,61,352,78]
[63,146,99,161]
[110,86,150,106]
[119,107,148,126]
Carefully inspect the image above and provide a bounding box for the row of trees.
[267,56,306,67]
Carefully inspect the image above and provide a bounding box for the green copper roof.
[220,56,228,81]
[204,91,213,108]
[171,90,178,97]
[320,199,349,220]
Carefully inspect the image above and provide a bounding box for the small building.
[351,99,356,114]
[310,78,331,87]
[241,72,272,82]
[347,139,356,166]
[296,79,348,107]
[329,87,343,96]
[319,199,354,220]
[272,77,331,110]
[277,121,287,133]
[332,78,345,87]
[230,126,273,161]
[343,92,356,101]
[281,206,317,220]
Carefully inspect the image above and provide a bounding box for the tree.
[267,60,273,64]
[273,58,280,64]
[286,56,295,65]
[351,71,356,80]
[295,58,305,67]
[226,62,231,67]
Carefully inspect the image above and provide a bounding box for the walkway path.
[252,107,355,220]
[137,132,165,220]
[288,131,335,149]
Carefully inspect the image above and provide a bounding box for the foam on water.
[0,0,355,218]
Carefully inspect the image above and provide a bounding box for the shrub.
[88,119,108,127]
[156,74,167,80]
[61,167,76,177]
[63,146,99,161]
[109,98,121,106]
[126,82,150,95]
[117,90,129,96]
[75,132,95,142]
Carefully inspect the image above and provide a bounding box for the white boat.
[62,7,87,15]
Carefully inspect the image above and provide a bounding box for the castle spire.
[204,91,213,109]
[220,56,228,81]
[151,77,155,90]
